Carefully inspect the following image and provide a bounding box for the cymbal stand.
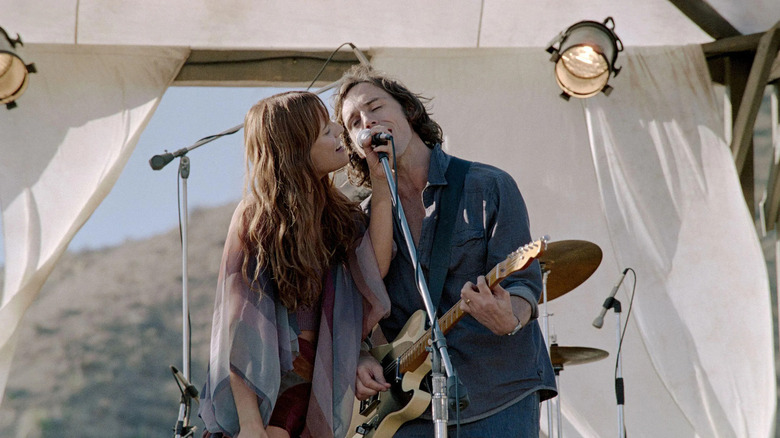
[377,151,464,438]
[542,270,551,345]
[541,270,555,438]
[551,347,563,438]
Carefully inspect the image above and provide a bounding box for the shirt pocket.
[449,227,486,278]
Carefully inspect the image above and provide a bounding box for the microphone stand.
[603,297,625,438]
[175,157,195,438]
[150,131,237,438]
[150,153,198,438]
[376,152,463,438]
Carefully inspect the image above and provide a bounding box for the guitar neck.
[396,262,505,374]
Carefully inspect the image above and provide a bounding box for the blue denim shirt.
[376,145,557,423]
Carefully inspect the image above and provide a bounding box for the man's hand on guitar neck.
[355,351,392,400]
[460,275,532,336]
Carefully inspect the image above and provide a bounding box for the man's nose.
[361,113,377,129]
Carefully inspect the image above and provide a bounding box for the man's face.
[340,82,415,159]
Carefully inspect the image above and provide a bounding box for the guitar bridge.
[359,395,380,416]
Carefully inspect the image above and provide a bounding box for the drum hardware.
[538,239,603,438]
[538,240,603,302]
[550,344,609,369]
[548,342,609,438]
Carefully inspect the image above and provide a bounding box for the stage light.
[0,26,36,110]
[547,17,622,100]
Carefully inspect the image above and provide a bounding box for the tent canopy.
[5,0,779,49]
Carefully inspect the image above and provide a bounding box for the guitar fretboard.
[397,260,505,373]
[395,238,544,374]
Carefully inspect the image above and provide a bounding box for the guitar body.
[348,310,432,438]
[348,237,548,438]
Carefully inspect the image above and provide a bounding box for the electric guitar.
[349,237,548,438]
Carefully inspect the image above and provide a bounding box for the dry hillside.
[0,203,235,438]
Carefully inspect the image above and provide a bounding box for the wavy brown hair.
[240,91,363,310]
[333,65,444,188]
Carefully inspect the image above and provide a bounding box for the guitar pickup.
[393,357,402,383]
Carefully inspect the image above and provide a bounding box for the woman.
[198,91,394,438]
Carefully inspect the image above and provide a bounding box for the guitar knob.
[356,423,373,435]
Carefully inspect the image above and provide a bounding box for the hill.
[0,203,235,438]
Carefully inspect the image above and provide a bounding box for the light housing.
[0,26,36,110]
[547,17,622,100]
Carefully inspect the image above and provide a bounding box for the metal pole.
[378,153,458,437]
[174,156,193,438]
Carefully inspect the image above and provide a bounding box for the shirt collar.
[427,143,452,187]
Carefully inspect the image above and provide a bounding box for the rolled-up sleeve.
[485,172,543,319]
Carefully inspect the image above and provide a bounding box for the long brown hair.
[240,91,363,310]
[333,65,444,187]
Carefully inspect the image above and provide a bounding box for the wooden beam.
[704,32,780,85]
[772,55,780,83]
[765,156,780,229]
[172,49,363,86]
[667,0,741,39]
[733,21,780,177]
[728,53,755,211]
[763,87,780,229]
[702,33,762,57]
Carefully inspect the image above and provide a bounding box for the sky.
[0,85,335,267]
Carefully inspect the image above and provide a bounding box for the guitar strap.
[427,155,471,312]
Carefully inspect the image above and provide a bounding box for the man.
[335,65,556,437]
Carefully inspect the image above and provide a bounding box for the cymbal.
[538,240,602,302]
[549,344,609,368]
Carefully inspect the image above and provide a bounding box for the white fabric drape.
[369,46,773,437]
[0,44,189,402]
[585,45,775,437]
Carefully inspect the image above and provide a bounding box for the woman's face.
[309,118,348,179]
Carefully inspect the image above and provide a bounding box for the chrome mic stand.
[376,149,462,438]
[607,298,626,438]
[173,157,195,438]
[150,127,242,437]
[150,153,200,438]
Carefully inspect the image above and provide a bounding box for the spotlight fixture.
[546,17,622,100]
[0,26,36,110]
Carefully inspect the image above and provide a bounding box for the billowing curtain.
[584,45,774,437]
[0,44,189,403]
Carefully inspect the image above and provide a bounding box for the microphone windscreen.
[357,129,372,145]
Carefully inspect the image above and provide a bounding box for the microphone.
[357,129,393,146]
[149,152,175,170]
[592,268,629,329]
